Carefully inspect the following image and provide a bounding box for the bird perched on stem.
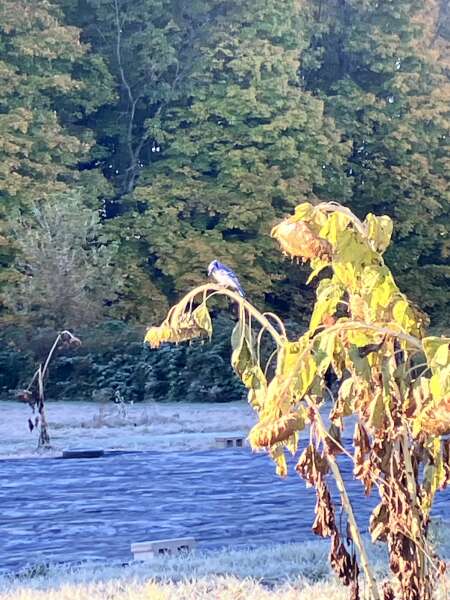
[207,260,245,297]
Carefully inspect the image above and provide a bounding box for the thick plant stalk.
[314,409,381,600]
[400,432,428,585]
[37,365,50,448]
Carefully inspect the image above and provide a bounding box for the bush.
[0,314,245,403]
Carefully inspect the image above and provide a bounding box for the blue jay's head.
[207,260,219,276]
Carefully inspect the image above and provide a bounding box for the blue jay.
[207,260,245,297]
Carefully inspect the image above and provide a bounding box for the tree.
[59,0,211,197]
[56,0,222,322]
[146,201,450,600]
[0,0,114,311]
[302,0,450,327]
[128,0,350,318]
[4,191,121,329]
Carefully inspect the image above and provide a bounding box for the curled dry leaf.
[369,501,389,542]
[353,423,374,494]
[248,409,306,449]
[440,439,450,490]
[312,479,336,538]
[271,219,332,262]
[388,533,423,600]
[418,395,450,437]
[296,443,329,487]
[383,582,396,600]
[329,531,360,589]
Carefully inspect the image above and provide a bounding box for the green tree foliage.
[58,0,218,322]
[126,0,350,318]
[57,0,449,328]
[4,191,120,329]
[60,0,210,195]
[303,0,450,325]
[0,0,114,302]
[0,316,244,403]
[147,201,450,600]
[1,0,449,401]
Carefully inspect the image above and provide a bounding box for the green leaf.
[313,332,336,375]
[310,280,344,331]
[348,344,371,380]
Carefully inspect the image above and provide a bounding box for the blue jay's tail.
[236,284,245,298]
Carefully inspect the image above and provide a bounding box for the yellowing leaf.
[243,365,267,412]
[347,344,371,380]
[192,303,212,337]
[365,213,393,253]
[277,340,303,375]
[392,299,416,332]
[423,337,450,368]
[422,438,446,514]
[330,377,354,421]
[294,202,314,220]
[371,273,398,310]
[144,324,171,348]
[313,332,336,374]
[319,211,352,246]
[306,259,329,284]
[269,446,288,478]
[368,390,385,430]
[231,321,254,377]
[346,329,376,347]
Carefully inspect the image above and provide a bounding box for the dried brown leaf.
[296,443,329,487]
[312,479,336,538]
[329,531,359,588]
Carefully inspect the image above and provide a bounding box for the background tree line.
[0,0,448,402]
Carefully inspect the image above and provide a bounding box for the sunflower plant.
[144,202,450,600]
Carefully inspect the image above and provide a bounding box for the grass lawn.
[1,536,448,600]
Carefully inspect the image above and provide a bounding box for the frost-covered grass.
[0,541,378,599]
[0,400,255,458]
[0,539,448,600]
[0,577,365,600]
[1,400,449,598]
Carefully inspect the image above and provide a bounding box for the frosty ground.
[1,400,448,599]
[0,535,449,600]
[0,400,256,458]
